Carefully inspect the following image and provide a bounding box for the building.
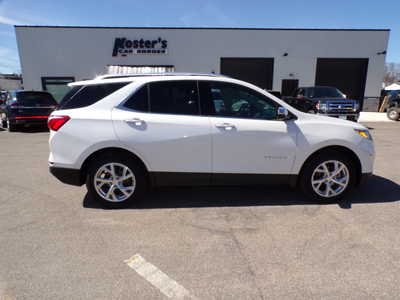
[15,26,389,108]
[0,73,22,91]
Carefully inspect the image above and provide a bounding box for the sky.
[0,0,399,74]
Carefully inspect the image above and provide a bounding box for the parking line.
[124,254,198,300]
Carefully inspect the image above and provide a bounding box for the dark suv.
[283,86,360,121]
[0,90,58,131]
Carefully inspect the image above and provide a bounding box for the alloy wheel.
[311,160,349,198]
[94,162,136,202]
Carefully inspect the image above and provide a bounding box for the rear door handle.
[124,118,144,126]
[215,123,235,130]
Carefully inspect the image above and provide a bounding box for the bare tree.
[384,62,400,86]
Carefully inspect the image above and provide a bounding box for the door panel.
[200,80,297,175]
[210,117,297,174]
[112,109,212,173]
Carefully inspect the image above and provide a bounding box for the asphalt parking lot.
[0,122,399,300]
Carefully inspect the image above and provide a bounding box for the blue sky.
[0,0,399,74]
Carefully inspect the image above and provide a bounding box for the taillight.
[10,102,22,107]
[48,115,70,131]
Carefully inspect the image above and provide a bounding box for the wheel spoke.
[118,186,132,196]
[322,163,330,175]
[331,178,346,187]
[331,166,345,177]
[110,164,116,178]
[106,185,114,199]
[122,174,133,181]
[96,178,113,183]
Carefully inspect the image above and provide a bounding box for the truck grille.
[328,101,354,113]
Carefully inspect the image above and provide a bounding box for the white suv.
[48,73,374,208]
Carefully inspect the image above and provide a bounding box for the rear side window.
[123,84,149,112]
[149,81,199,115]
[59,82,129,110]
[16,92,57,106]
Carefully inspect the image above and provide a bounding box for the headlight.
[354,102,360,111]
[354,129,372,140]
[316,103,328,111]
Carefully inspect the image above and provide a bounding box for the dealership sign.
[112,37,168,56]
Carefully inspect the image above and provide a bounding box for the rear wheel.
[299,151,356,201]
[86,153,147,208]
[387,108,400,121]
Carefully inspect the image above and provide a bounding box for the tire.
[6,118,17,132]
[299,150,356,201]
[0,117,6,129]
[86,153,147,208]
[387,108,400,121]
[348,116,358,122]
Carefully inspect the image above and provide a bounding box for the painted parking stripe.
[124,254,198,300]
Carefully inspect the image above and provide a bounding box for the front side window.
[149,81,199,115]
[200,81,278,120]
[123,84,149,112]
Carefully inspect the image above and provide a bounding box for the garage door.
[315,58,368,104]
[221,58,274,90]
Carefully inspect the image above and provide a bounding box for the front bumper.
[317,113,359,120]
[49,166,84,186]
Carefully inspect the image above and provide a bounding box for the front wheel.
[299,151,356,201]
[387,108,400,121]
[86,154,147,208]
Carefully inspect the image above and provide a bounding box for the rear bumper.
[10,116,49,126]
[49,166,84,186]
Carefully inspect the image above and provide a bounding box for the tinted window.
[123,84,149,112]
[200,81,278,120]
[59,82,129,110]
[308,87,345,98]
[149,81,199,115]
[16,92,57,106]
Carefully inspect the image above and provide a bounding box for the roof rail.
[95,72,229,80]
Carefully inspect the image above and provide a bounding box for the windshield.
[16,92,57,106]
[307,87,345,98]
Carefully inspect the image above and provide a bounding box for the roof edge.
[13,25,391,32]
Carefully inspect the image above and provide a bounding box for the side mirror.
[277,106,289,120]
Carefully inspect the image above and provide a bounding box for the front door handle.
[215,123,235,130]
[124,118,144,126]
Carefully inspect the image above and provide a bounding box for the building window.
[107,65,175,74]
[41,77,75,102]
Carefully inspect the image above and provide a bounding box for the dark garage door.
[315,58,368,104]
[221,58,274,90]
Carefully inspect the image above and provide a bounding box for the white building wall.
[0,77,22,91]
[15,26,389,97]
